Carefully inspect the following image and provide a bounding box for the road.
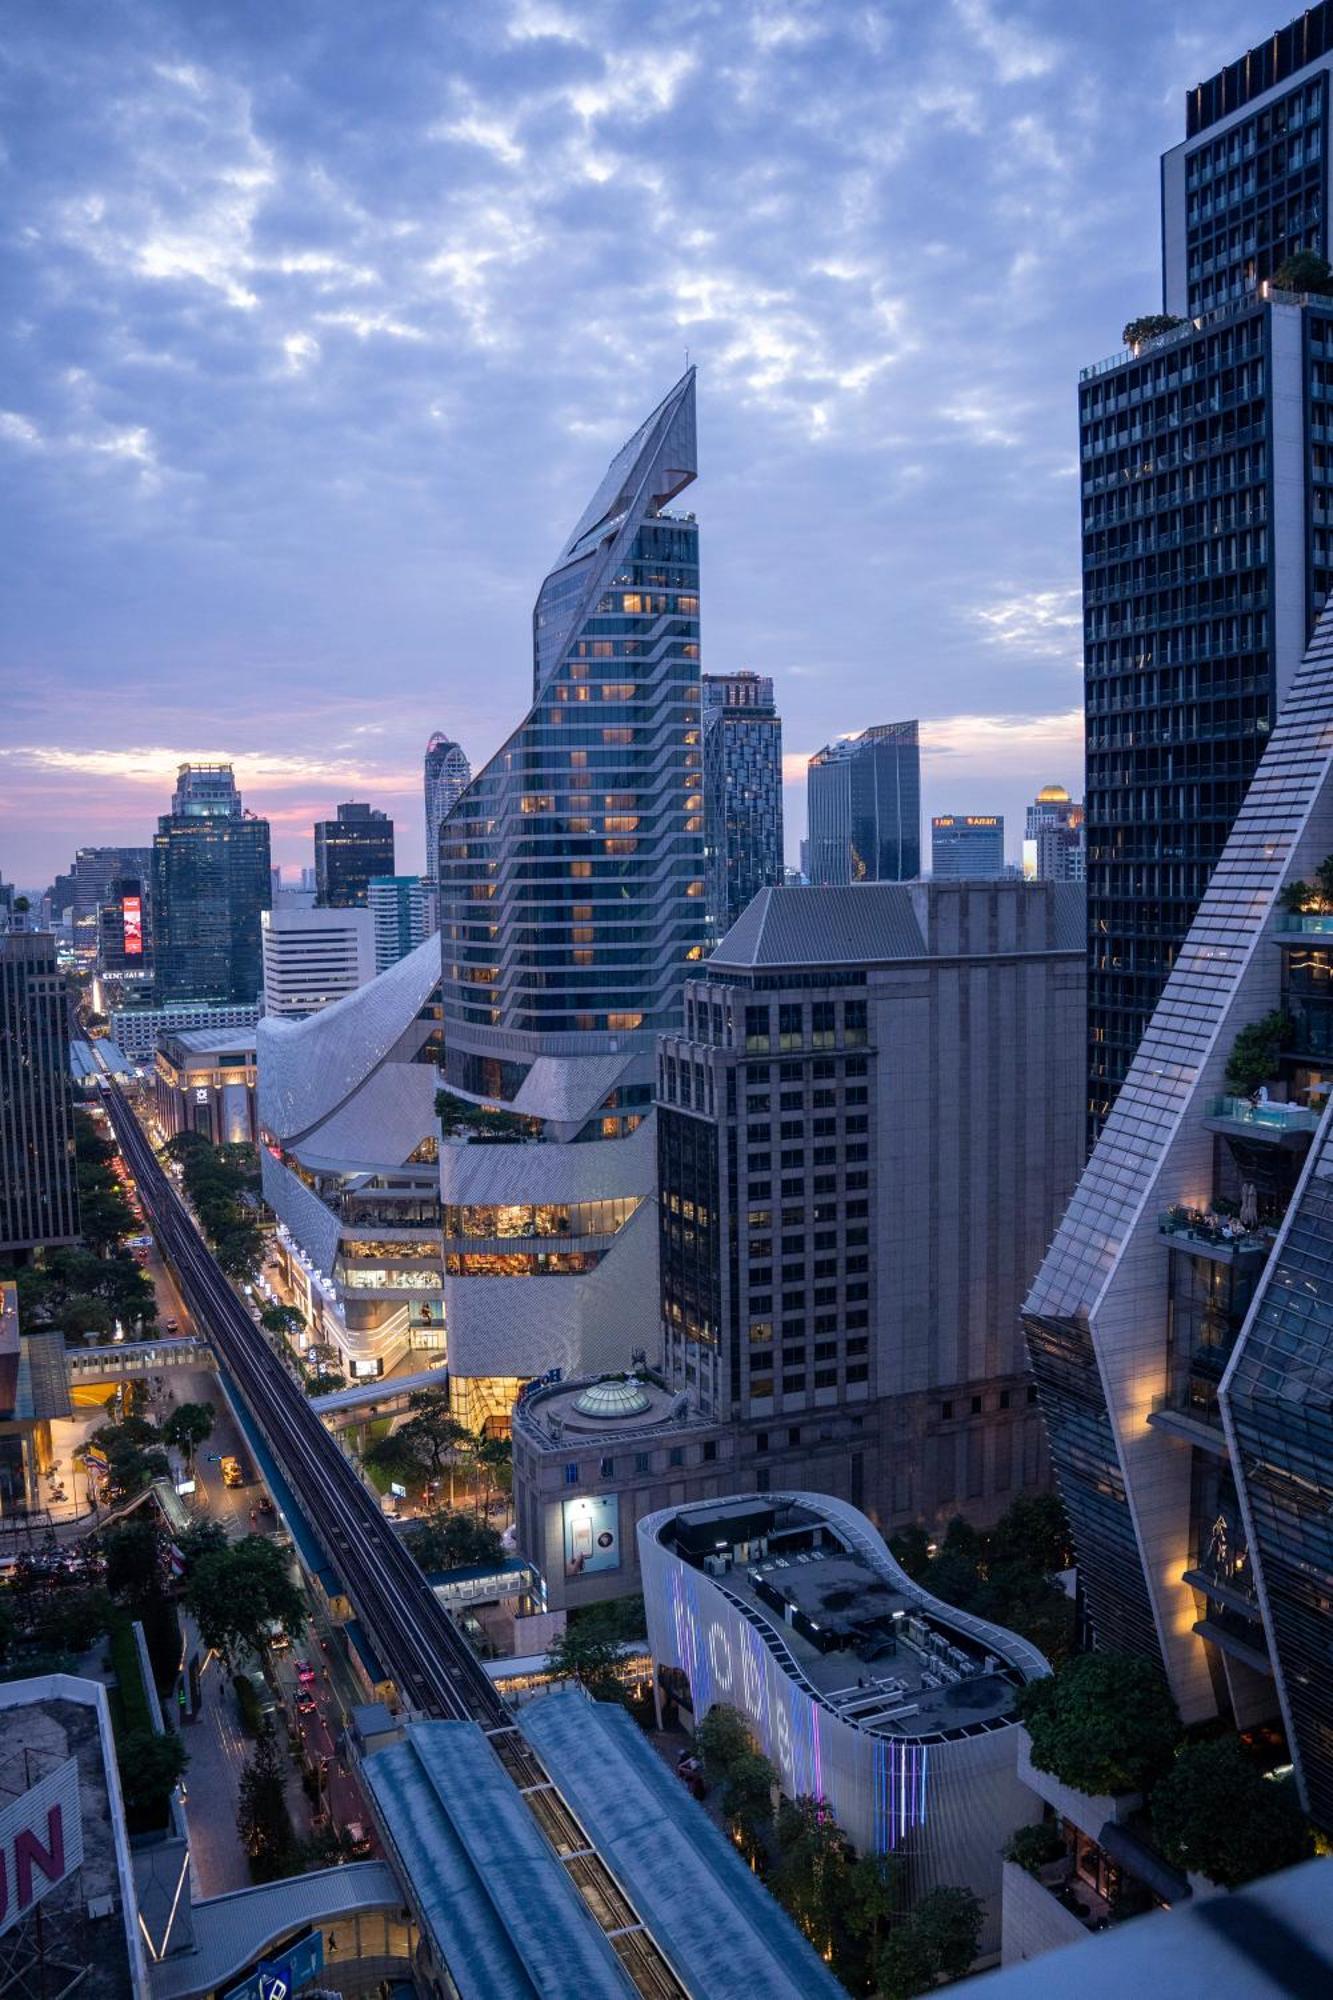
[103,1084,687,2000]
[104,1082,504,1727]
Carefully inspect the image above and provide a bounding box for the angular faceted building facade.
[437,372,707,1417]
[1024,601,1333,1825]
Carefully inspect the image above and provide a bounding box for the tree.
[162,1401,215,1463]
[119,1729,187,1829]
[89,1418,170,1502]
[176,1519,228,1572]
[911,1886,985,1980]
[888,1524,931,1580]
[721,1751,776,1865]
[1016,1651,1181,1797]
[76,1181,137,1253]
[990,1493,1071,1576]
[770,1795,847,1949]
[365,1429,430,1484]
[568,1594,646,1645]
[236,1725,295,1881]
[695,1703,754,1787]
[404,1509,504,1571]
[1225,1010,1292,1096]
[101,1520,166,1609]
[184,1536,307,1667]
[877,1924,940,2000]
[474,1435,512,1516]
[544,1622,628,1702]
[1151,1739,1313,1888]
[400,1391,475,1499]
[1272,250,1333,296]
[33,1587,114,1656]
[1122,313,1186,348]
[214,1226,263,1281]
[261,1304,305,1337]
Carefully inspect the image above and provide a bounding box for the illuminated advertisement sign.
[121,895,143,958]
[0,1756,82,1937]
[562,1494,619,1576]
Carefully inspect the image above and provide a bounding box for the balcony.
[1157,1206,1273,1261]
[1203,1095,1321,1145]
[1276,912,1333,936]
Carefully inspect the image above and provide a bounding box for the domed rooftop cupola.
[572,1377,652,1420]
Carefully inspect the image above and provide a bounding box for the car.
[344,1821,371,1857]
[165,1319,179,1334]
[296,1690,317,1715]
[295,1659,317,1685]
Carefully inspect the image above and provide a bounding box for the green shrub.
[1225,1011,1292,1095]
[1005,1820,1067,1874]
[1016,1652,1181,1797]
[1123,314,1186,348]
[1151,1739,1314,1887]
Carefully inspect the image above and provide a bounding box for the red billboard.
[122,895,143,958]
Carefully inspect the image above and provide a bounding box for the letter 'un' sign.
[0,1758,83,1937]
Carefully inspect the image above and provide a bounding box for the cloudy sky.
[0,0,1266,887]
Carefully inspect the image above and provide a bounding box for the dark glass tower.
[152,764,271,1004]
[423,734,470,878]
[0,928,79,1256]
[1084,8,1333,1133]
[806,722,920,886]
[314,802,395,909]
[702,670,784,939]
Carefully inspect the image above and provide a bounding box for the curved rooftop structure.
[572,1377,652,1420]
[257,931,440,1146]
[638,1490,1049,1955]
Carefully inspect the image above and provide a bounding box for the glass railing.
[1205,1095,1321,1134]
[1275,912,1333,935]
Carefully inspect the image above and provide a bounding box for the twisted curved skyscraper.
[437,370,706,1421]
[423,732,470,878]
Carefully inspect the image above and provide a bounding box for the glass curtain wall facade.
[1084,12,1333,1133]
[314,803,395,909]
[436,371,707,1400]
[806,723,920,886]
[152,764,270,1005]
[701,671,784,939]
[423,734,470,880]
[0,930,79,1256]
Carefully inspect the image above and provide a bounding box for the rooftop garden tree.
[1016,1651,1181,1798]
[434,1088,537,1141]
[877,1886,984,1999]
[1272,250,1333,295]
[1225,1010,1292,1095]
[1151,1738,1313,1887]
[1123,314,1186,348]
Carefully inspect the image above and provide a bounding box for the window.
[634,1452,651,1474]
[787,1426,801,1446]
[745,1005,770,1052]
[971,1394,983,1415]
[811,1000,835,1048]
[999,1389,1011,1411]
[564,1463,579,1485]
[702,1440,717,1462]
[844,999,868,1044]
[779,1002,802,1049]
[941,1401,954,1421]
[668,1446,684,1468]
[599,1456,615,1478]
[1027,1385,1039,1404]
[756,1432,769,1453]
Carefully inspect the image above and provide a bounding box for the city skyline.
[0,1,1259,887]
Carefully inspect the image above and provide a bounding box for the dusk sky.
[0,0,1267,889]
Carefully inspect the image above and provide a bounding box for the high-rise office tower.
[1025,602,1333,1828]
[260,903,375,1019]
[96,876,152,982]
[0,928,79,1258]
[437,369,706,1428]
[423,733,471,878]
[1023,785,1085,883]
[314,802,395,909]
[701,671,784,938]
[930,814,1004,880]
[656,880,1084,1526]
[152,763,271,1005]
[368,874,430,973]
[1083,7,1333,1132]
[806,722,920,885]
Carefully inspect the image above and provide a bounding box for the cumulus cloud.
[0,0,1178,882]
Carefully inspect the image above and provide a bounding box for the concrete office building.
[0,928,79,1257]
[423,732,471,878]
[368,874,431,973]
[657,881,1084,1529]
[258,935,444,1378]
[96,876,152,985]
[261,903,375,1019]
[806,722,920,885]
[1024,602,1333,1830]
[639,1492,1049,1957]
[931,814,1005,880]
[314,802,395,909]
[106,1000,260,1064]
[436,370,706,1430]
[1023,786,1085,885]
[1082,4,1333,1130]
[154,1028,258,1149]
[701,670,784,939]
[152,765,270,1005]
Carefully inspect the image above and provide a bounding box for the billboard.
[121,895,143,958]
[562,1494,619,1576]
[0,1757,83,1937]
